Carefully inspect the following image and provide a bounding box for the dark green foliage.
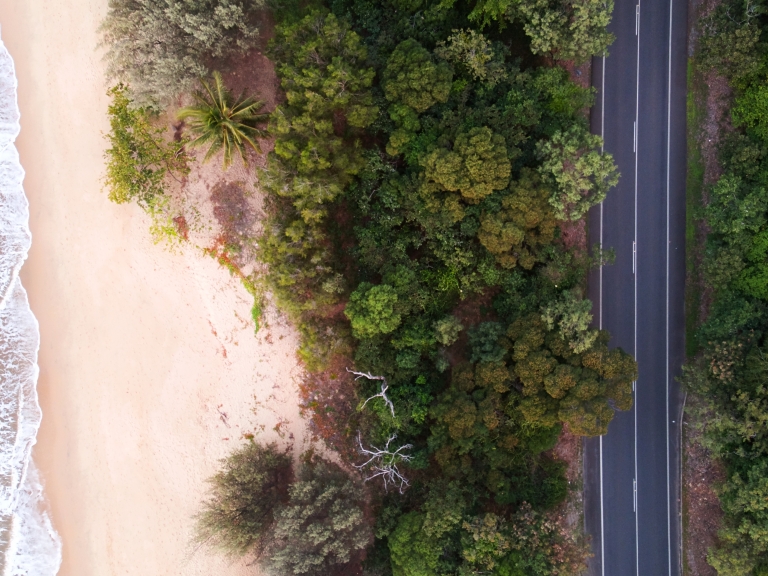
[104,85,188,208]
[688,2,768,570]
[251,3,620,576]
[194,441,291,555]
[384,39,453,113]
[268,453,371,575]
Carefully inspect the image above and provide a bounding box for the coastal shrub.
[101,0,265,108]
[194,441,291,556]
[267,453,371,576]
[103,85,188,208]
[178,71,268,168]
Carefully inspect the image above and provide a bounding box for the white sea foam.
[0,27,62,576]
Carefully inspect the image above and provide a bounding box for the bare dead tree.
[346,368,395,417]
[355,432,413,493]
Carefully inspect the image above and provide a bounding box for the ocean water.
[0,28,62,575]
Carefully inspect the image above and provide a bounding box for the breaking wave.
[0,26,62,576]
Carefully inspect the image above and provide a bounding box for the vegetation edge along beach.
[100,0,636,574]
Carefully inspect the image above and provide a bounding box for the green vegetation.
[686,1,768,572]
[101,0,265,108]
[178,71,269,168]
[101,0,631,574]
[195,442,370,575]
[194,441,291,556]
[104,85,188,208]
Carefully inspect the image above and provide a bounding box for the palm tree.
[178,71,268,168]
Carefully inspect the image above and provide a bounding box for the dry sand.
[0,1,306,574]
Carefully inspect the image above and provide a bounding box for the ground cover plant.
[684,0,768,572]
[100,0,636,574]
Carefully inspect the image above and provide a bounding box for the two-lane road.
[584,0,687,572]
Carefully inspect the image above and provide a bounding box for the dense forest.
[686,1,768,573]
[100,0,635,574]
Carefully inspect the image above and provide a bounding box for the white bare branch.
[354,432,413,494]
[347,368,395,417]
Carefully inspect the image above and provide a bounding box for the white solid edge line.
[599,51,606,576]
[634,2,641,574]
[666,0,674,571]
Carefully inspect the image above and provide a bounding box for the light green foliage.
[178,71,268,167]
[461,513,511,571]
[465,0,614,62]
[435,29,506,84]
[434,315,464,346]
[268,11,377,220]
[541,288,598,353]
[345,283,402,339]
[104,85,188,207]
[257,11,378,354]
[537,126,619,220]
[513,0,615,63]
[383,39,453,113]
[268,454,371,575]
[421,127,511,210]
[510,314,636,435]
[477,169,558,269]
[734,84,768,142]
[194,441,291,556]
[101,0,264,108]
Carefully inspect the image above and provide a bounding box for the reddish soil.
[298,355,361,462]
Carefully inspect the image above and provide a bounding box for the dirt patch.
[559,218,587,253]
[299,355,361,462]
[683,395,725,576]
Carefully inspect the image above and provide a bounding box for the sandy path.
[0,1,305,574]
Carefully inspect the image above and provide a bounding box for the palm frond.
[178,72,268,168]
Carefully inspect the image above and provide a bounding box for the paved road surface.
[584,0,688,572]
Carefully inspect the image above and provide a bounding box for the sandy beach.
[0,1,305,574]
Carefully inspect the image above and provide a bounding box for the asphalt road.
[583,0,688,572]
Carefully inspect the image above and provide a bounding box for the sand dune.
[0,1,305,574]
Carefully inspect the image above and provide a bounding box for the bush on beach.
[100,0,266,109]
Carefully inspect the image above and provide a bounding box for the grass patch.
[685,58,705,358]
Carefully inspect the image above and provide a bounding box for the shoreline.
[0,2,305,574]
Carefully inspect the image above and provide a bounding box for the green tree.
[104,85,188,207]
[465,0,614,62]
[421,127,511,219]
[178,71,268,167]
[101,0,264,108]
[541,288,598,353]
[383,39,453,113]
[537,126,619,220]
[345,283,402,339]
[435,29,506,85]
[433,315,464,346]
[477,169,558,269]
[267,10,378,222]
[194,441,291,556]
[389,512,443,576]
[509,314,636,435]
[513,0,615,62]
[268,453,371,575]
[461,513,511,572]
